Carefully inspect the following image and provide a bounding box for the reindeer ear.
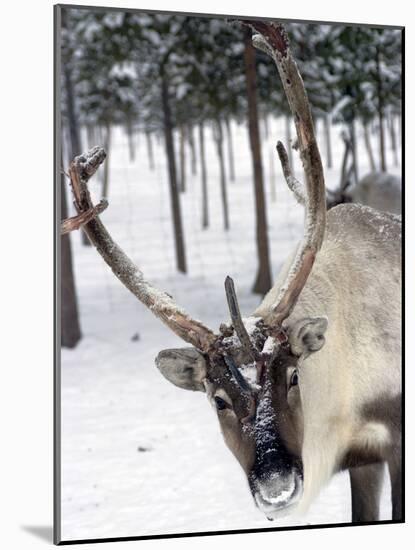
[288,317,328,356]
[155,348,207,392]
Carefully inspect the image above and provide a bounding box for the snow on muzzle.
[249,376,304,519]
[248,436,304,519]
[249,468,303,519]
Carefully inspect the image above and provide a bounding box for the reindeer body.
[348,172,401,215]
[256,203,401,517]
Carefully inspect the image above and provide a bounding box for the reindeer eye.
[214,396,228,411]
[290,370,299,387]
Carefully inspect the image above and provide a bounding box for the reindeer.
[328,171,402,214]
[281,133,402,215]
[62,22,402,524]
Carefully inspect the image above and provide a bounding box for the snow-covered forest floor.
[60,117,401,541]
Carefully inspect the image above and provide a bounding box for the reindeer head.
[156,281,328,518]
[62,21,327,519]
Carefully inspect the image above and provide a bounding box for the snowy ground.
[60,117,400,541]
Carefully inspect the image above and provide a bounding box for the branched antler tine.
[246,21,326,326]
[224,276,256,361]
[276,141,305,205]
[61,199,108,235]
[67,147,217,353]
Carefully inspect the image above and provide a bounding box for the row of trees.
[60,8,402,347]
[289,24,401,186]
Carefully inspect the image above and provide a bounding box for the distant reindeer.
[62,22,401,524]
[283,133,402,215]
[327,171,402,214]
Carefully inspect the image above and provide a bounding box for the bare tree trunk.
[363,122,376,172]
[199,121,209,229]
[340,135,352,190]
[145,130,154,170]
[323,114,333,169]
[97,125,104,148]
[269,147,276,202]
[376,48,387,172]
[126,120,135,162]
[102,122,111,198]
[378,110,387,172]
[63,71,81,159]
[397,112,401,148]
[179,125,186,192]
[349,117,359,185]
[388,111,399,167]
[62,47,91,246]
[285,115,294,172]
[61,124,70,167]
[93,125,99,147]
[244,29,272,295]
[93,125,104,187]
[161,74,187,273]
[263,113,269,140]
[95,124,104,147]
[225,117,235,182]
[187,124,197,175]
[214,118,230,231]
[86,124,95,149]
[61,155,82,348]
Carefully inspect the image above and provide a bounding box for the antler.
[224,276,257,362]
[276,141,305,205]
[60,199,108,234]
[63,146,217,353]
[246,21,327,327]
